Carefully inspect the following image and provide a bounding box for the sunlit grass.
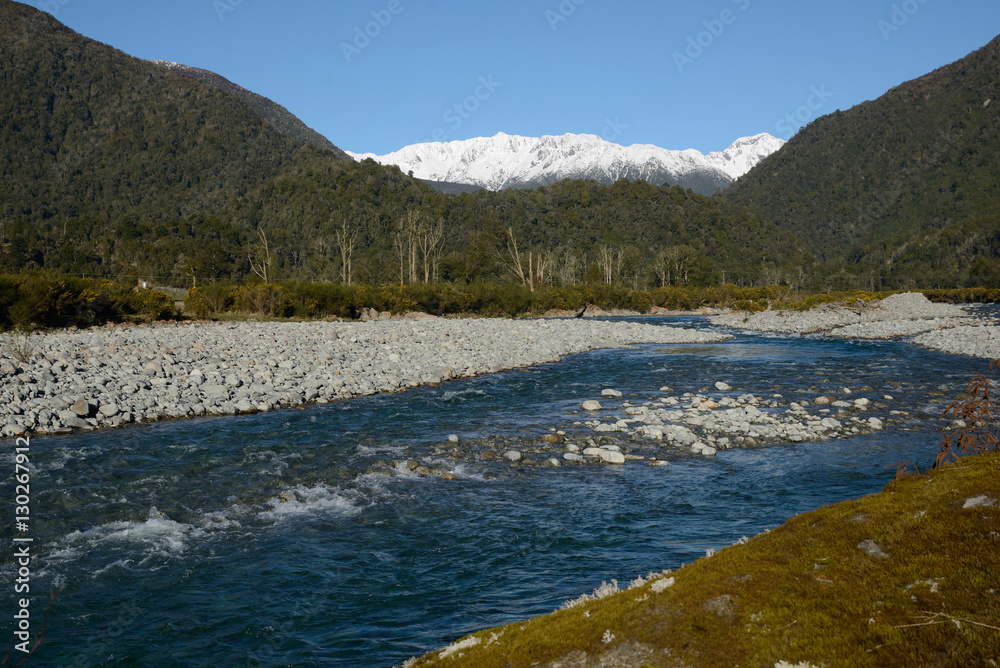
[408,450,1000,667]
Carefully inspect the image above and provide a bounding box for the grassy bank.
[408,451,1000,667]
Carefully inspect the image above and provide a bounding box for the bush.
[185,283,237,318]
[233,283,293,317]
[937,360,1000,467]
[114,289,176,322]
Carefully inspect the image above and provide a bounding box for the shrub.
[937,360,1000,467]
[114,289,176,323]
[185,283,237,318]
[233,283,293,317]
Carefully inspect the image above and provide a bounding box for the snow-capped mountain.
[347,132,784,195]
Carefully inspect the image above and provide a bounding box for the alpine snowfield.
[347,132,784,195]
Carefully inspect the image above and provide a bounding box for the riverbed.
[0,317,988,667]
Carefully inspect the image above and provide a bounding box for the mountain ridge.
[147,60,348,158]
[348,132,784,196]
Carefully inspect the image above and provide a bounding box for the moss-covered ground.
[409,451,1000,667]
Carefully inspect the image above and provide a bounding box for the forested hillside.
[727,34,1000,288]
[0,0,808,290]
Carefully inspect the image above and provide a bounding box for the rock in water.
[581,400,602,411]
[599,450,626,464]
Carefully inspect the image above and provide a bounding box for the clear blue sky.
[37,0,1000,155]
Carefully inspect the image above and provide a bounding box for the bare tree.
[653,246,698,287]
[496,227,552,291]
[418,217,445,283]
[597,244,624,284]
[555,248,581,286]
[333,218,359,285]
[248,228,272,283]
[393,210,422,284]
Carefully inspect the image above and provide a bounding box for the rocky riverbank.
[0,318,730,437]
[404,385,903,479]
[710,292,1000,359]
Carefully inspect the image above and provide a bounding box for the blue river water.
[0,317,989,666]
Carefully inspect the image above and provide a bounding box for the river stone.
[858,539,889,558]
[599,450,626,464]
[201,384,228,398]
[503,450,523,462]
[814,396,832,405]
[563,453,584,462]
[71,399,92,417]
[403,460,420,472]
[542,458,561,467]
[448,434,459,443]
[715,381,733,391]
[581,400,602,411]
[2,423,26,437]
[601,389,623,398]
[440,472,457,481]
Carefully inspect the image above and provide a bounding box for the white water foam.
[439,388,487,402]
[43,508,204,577]
[261,483,366,520]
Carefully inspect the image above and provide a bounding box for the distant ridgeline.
[0,0,996,290]
[726,35,1000,289]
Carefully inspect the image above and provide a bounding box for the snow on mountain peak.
[346,132,784,194]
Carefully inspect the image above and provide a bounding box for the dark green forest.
[726,34,1000,289]
[2,0,999,295]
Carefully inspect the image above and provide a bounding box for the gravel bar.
[710,292,1000,359]
[0,318,730,437]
